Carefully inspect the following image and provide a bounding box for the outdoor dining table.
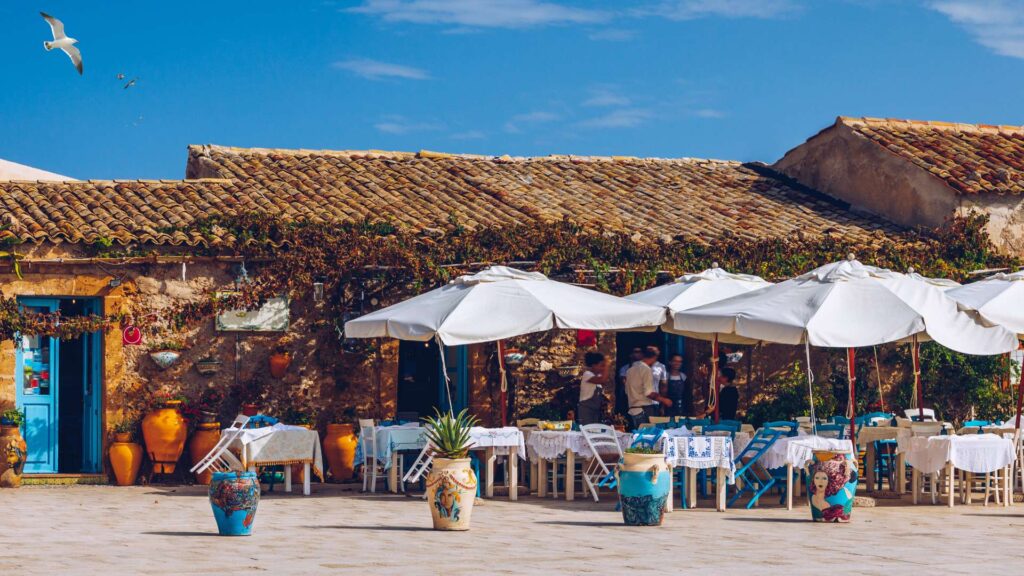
[524,429,632,501]
[899,433,1016,507]
[229,423,324,496]
[663,435,735,512]
[760,434,856,510]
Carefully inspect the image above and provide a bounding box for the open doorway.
[397,340,468,419]
[613,330,686,417]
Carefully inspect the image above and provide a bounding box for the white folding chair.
[190,415,249,475]
[361,419,404,493]
[404,441,434,484]
[581,423,624,502]
[905,408,936,422]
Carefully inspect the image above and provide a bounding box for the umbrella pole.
[847,347,857,441]
[1015,341,1024,430]
[712,334,720,424]
[436,336,456,416]
[498,340,508,428]
[913,335,924,421]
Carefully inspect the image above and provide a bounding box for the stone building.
[0,145,908,480]
[775,117,1024,255]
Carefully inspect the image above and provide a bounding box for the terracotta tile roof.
[837,117,1024,196]
[184,144,907,246]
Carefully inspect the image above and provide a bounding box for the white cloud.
[578,108,653,129]
[504,111,560,133]
[693,108,726,118]
[588,28,638,41]
[451,130,487,140]
[928,1,1024,59]
[583,87,632,108]
[644,0,800,20]
[349,0,608,29]
[332,58,430,80]
[374,115,444,134]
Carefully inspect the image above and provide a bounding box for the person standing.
[704,367,740,421]
[648,345,668,405]
[625,348,672,429]
[665,353,693,418]
[577,352,608,425]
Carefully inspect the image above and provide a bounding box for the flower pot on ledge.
[268,352,292,378]
[150,350,181,370]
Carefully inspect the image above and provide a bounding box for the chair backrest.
[630,426,664,450]
[245,415,278,429]
[830,416,850,426]
[718,419,742,432]
[682,417,711,429]
[815,423,847,439]
[763,421,799,436]
[360,420,377,455]
[702,424,736,439]
[227,414,250,430]
[516,418,541,429]
[395,411,419,424]
[862,412,895,426]
[734,428,785,468]
[905,408,936,422]
[911,422,944,437]
[582,423,624,460]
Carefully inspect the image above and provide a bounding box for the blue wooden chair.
[681,417,711,431]
[728,428,786,509]
[245,414,279,429]
[861,412,895,426]
[702,424,737,439]
[631,427,664,450]
[830,415,850,426]
[718,419,742,432]
[815,423,847,439]
[763,421,799,437]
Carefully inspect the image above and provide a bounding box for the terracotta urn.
[268,352,292,378]
[425,457,477,530]
[323,423,358,482]
[0,425,27,488]
[142,400,188,473]
[108,432,143,486]
[189,422,222,485]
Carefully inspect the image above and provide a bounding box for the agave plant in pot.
[423,409,479,531]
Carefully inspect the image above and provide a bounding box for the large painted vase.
[425,458,477,531]
[808,449,858,523]
[0,426,27,488]
[209,471,261,536]
[617,452,670,526]
[142,401,188,474]
[323,423,358,482]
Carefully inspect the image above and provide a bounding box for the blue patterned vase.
[209,471,261,536]
[617,452,670,526]
[808,450,858,523]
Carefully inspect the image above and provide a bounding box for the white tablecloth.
[468,426,527,459]
[230,423,324,480]
[664,436,736,483]
[902,434,1016,474]
[855,426,901,448]
[525,430,631,460]
[761,435,855,470]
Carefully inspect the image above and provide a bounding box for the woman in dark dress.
[665,354,693,418]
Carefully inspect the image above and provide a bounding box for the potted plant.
[616,446,670,526]
[148,338,187,370]
[423,409,479,531]
[108,416,143,486]
[0,408,27,488]
[268,335,293,378]
[231,376,263,416]
[141,391,188,474]
[195,353,223,376]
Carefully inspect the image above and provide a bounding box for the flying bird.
[40,12,82,75]
[123,77,138,89]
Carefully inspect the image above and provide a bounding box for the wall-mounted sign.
[122,325,143,346]
[215,295,290,332]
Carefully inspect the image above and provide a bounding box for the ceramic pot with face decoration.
[808,450,858,523]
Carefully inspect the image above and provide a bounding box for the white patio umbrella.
[344,266,668,417]
[947,270,1024,426]
[675,256,1019,437]
[625,264,771,420]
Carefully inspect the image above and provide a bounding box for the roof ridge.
[195,143,742,165]
[838,116,1024,134]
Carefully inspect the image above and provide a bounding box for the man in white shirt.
[625,348,672,429]
[648,345,668,403]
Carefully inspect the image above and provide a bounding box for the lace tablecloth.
[760,436,855,470]
[664,436,735,483]
[356,424,427,469]
[525,430,631,460]
[230,423,324,480]
[468,426,527,458]
[902,434,1016,474]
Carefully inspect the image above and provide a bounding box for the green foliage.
[0,407,24,427]
[624,446,661,454]
[745,361,839,428]
[422,408,478,459]
[112,416,139,436]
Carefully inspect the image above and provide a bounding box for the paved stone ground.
[2,484,1023,575]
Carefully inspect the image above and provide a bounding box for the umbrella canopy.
[343,266,668,346]
[947,270,1024,336]
[674,257,1018,355]
[625,264,770,341]
[906,267,961,291]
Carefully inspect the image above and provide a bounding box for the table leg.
[565,450,575,501]
[865,442,876,492]
[284,465,292,493]
[538,458,548,498]
[390,452,399,494]
[509,447,519,501]
[303,463,311,496]
[947,464,955,508]
[1006,466,1012,507]
[912,467,920,505]
[716,468,726,512]
[665,466,674,513]
[896,453,906,494]
[786,463,794,511]
[966,472,973,505]
[688,469,697,509]
[485,448,496,499]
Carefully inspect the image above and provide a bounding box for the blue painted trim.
[437,345,469,413]
[15,298,61,474]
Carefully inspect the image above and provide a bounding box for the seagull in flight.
[40,12,82,75]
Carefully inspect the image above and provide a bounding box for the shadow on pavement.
[142,531,220,537]
[534,520,621,527]
[303,525,435,532]
[723,517,808,523]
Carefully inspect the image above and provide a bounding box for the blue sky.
[2,1,1023,178]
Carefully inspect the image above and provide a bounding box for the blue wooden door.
[81,299,103,472]
[15,299,60,473]
[438,345,468,413]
